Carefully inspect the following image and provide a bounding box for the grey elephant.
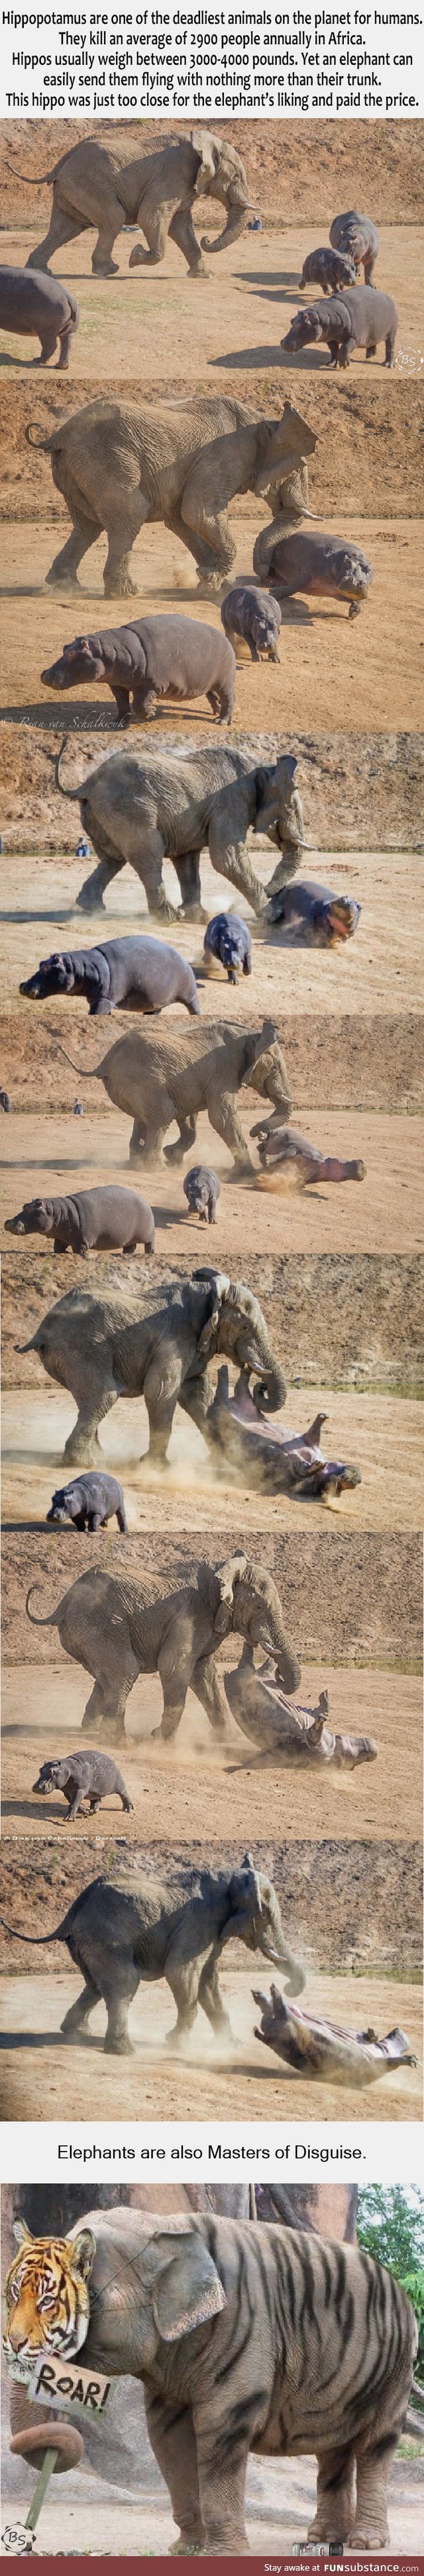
[9,130,251,278]
[28,394,317,597]
[3,2206,417,2554]
[54,739,305,918]
[16,1267,288,1469]
[25,1550,301,1744]
[1,1852,303,2053]
[53,1013,292,1171]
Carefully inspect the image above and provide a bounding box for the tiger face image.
[3,2221,94,2365]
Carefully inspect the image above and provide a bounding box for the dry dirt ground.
[0,1963,421,2125]
[1,221,423,384]
[2,2450,423,2559]
[2,1662,421,1848]
[2,115,423,226]
[1,514,423,736]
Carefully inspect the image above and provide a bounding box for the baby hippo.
[203,912,252,984]
[184,1165,221,1224]
[46,1471,128,1532]
[41,615,236,726]
[298,246,356,295]
[0,266,79,369]
[254,1122,365,1191]
[221,587,282,664]
[32,1750,133,1823]
[283,288,398,368]
[329,210,380,283]
[265,530,373,617]
[20,934,200,1017]
[5,1186,156,1258]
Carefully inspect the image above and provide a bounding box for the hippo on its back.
[0,264,79,368]
[263,530,373,617]
[41,614,237,727]
[5,1186,156,1258]
[20,933,200,1017]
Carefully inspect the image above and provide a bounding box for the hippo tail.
[26,1583,60,1630]
[55,737,85,799]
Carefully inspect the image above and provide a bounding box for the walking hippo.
[221,587,282,662]
[183,1166,221,1223]
[41,615,236,726]
[253,1985,415,2086]
[329,211,380,283]
[265,873,361,942]
[32,1749,133,1822]
[207,1367,361,1501]
[0,265,79,368]
[282,289,398,369]
[203,913,252,983]
[20,932,200,1018]
[5,1187,156,1258]
[260,530,373,617]
[298,246,356,295]
[225,1643,377,1769]
[253,1122,365,1190]
[46,1471,128,1532]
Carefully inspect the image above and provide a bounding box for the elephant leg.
[141,1354,183,1465]
[208,811,268,916]
[192,1650,229,1736]
[103,493,150,599]
[307,2448,356,2544]
[128,1080,176,1164]
[168,205,209,278]
[145,2393,204,2552]
[26,207,86,272]
[62,1384,119,1467]
[165,1964,201,2045]
[117,818,172,913]
[197,1956,232,2038]
[207,1086,253,1173]
[195,2414,250,2555]
[76,854,125,914]
[180,473,236,588]
[178,1364,211,1442]
[166,501,217,575]
[156,1636,191,1740]
[129,204,170,266]
[164,1114,197,1165]
[46,511,101,591]
[91,221,121,275]
[102,1969,140,2056]
[173,850,204,918]
[61,1969,101,2039]
[346,2440,394,2548]
[80,1676,131,1742]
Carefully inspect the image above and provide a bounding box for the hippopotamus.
[0,264,79,368]
[253,1121,365,1190]
[20,934,200,1017]
[282,288,398,369]
[207,1368,361,1501]
[221,587,282,663]
[183,1165,221,1223]
[252,1985,416,2086]
[32,1750,133,1822]
[329,210,380,284]
[264,530,373,617]
[46,1471,128,1532]
[203,912,252,983]
[41,615,237,726]
[5,1186,156,1258]
[225,1644,377,1769]
[265,875,361,942]
[298,246,356,295]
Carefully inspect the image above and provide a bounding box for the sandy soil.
[1,222,422,387]
[1,515,423,736]
[1,1381,423,1532]
[0,1963,421,2124]
[3,2451,423,2559]
[3,116,423,226]
[4,1530,421,1672]
[2,1663,421,1848]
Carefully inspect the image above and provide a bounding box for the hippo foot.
[348,601,362,617]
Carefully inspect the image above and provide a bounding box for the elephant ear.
[241,1852,263,1914]
[147,2228,227,2343]
[195,1273,231,1356]
[197,1552,248,1634]
[191,128,219,187]
[69,2228,97,2285]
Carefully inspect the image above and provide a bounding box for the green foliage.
[358,2188,424,2383]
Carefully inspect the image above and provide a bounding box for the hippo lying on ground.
[32,1749,133,1822]
[203,911,252,982]
[5,1187,156,1258]
[265,874,361,942]
[264,530,373,617]
[225,1642,377,1768]
[0,265,79,368]
[298,246,356,295]
[253,1120,365,1190]
[20,934,200,1017]
[207,1368,361,1500]
[282,288,398,369]
[41,615,237,726]
[46,1471,128,1531]
[329,210,380,283]
[221,586,281,663]
[183,1165,221,1223]
[253,1984,415,2085]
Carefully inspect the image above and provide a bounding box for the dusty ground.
[1,221,422,387]
[2,2448,423,2559]
[3,117,423,225]
[2,1662,421,1847]
[1,514,423,736]
[0,1963,421,2124]
[1,728,423,854]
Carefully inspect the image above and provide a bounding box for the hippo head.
[5,1199,55,1238]
[32,1760,64,1795]
[20,953,95,999]
[41,640,104,692]
[282,307,325,352]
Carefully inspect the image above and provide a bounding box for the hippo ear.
[144,2227,227,2342]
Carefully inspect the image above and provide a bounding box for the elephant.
[53,1014,292,1171]
[25,1550,301,1745]
[3,2206,417,2552]
[54,738,305,920]
[9,131,252,279]
[1,1854,304,2053]
[15,1267,288,1469]
[27,394,317,597]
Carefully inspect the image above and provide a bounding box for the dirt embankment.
[3,1010,423,1123]
[1,728,422,855]
[0,1836,421,1976]
[2,117,423,223]
[3,1530,421,1671]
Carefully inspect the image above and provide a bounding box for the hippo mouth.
[4,1216,25,1234]
[32,1779,48,1794]
[41,667,70,690]
[321,899,360,944]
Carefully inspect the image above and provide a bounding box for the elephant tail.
[25,422,54,450]
[55,737,85,800]
[26,1583,60,1629]
[46,1033,101,1079]
[5,160,56,183]
[0,1912,67,1944]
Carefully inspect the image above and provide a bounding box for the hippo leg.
[111,685,132,726]
[207,687,233,726]
[117,1506,129,1533]
[132,683,158,720]
[54,1237,70,1255]
[34,331,59,367]
[364,253,376,283]
[366,342,377,360]
[46,512,102,591]
[385,330,396,366]
[65,1788,85,1822]
[327,340,341,366]
[269,646,280,663]
[88,1795,102,1811]
[57,322,76,371]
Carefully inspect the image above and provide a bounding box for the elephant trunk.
[252,1361,287,1415]
[201,197,252,253]
[257,1625,301,1694]
[259,1930,305,1997]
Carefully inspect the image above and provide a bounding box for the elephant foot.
[187,263,210,280]
[45,570,81,593]
[92,258,119,275]
[103,2032,135,2056]
[103,573,138,599]
[169,2543,204,2557]
[197,571,227,595]
[180,902,207,924]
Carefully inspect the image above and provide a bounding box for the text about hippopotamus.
[3,5,423,117]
